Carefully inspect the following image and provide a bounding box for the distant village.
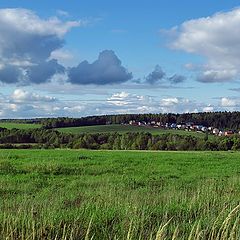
[127,120,239,137]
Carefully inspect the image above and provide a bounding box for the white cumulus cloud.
[160,97,179,106]
[11,89,56,102]
[0,8,82,85]
[202,105,214,112]
[169,8,240,82]
[0,8,81,37]
[221,97,237,107]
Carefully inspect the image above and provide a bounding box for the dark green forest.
[1,111,240,150]
[0,127,240,151]
[39,111,240,129]
[1,111,239,129]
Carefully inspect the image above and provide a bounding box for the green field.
[0,149,239,239]
[0,122,41,129]
[57,124,212,138]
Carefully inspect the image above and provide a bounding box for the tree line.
[0,127,240,151]
[1,111,240,130]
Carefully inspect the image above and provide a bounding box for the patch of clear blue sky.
[0,0,240,102]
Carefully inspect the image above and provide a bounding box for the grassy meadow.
[0,149,239,239]
[57,124,213,139]
[0,122,41,129]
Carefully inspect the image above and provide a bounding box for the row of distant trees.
[1,111,238,130]
[0,128,240,151]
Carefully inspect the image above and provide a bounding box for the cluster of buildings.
[128,120,237,137]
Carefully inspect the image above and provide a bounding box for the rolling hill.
[56,124,212,139]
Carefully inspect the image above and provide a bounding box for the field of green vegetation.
[0,149,239,239]
[0,122,41,129]
[57,124,212,139]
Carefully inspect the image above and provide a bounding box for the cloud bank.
[0,8,80,85]
[1,87,240,118]
[12,89,56,102]
[170,7,240,83]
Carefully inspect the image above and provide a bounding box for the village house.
[127,119,238,137]
[201,126,208,132]
[129,120,138,126]
[177,124,182,129]
[150,121,156,125]
[177,123,186,130]
[170,123,177,129]
[224,130,234,137]
[218,130,224,136]
[213,128,219,135]
[186,122,194,130]
[208,127,213,131]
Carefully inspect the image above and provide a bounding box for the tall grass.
[0,205,239,239]
[0,150,239,239]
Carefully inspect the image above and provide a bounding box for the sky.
[1,0,240,118]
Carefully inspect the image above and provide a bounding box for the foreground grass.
[57,124,214,139]
[0,150,239,239]
[0,122,41,129]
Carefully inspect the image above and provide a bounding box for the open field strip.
[0,122,41,129]
[56,124,214,139]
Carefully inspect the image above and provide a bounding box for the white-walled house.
[218,130,224,136]
[213,128,219,135]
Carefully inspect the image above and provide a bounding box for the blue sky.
[0,0,240,118]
